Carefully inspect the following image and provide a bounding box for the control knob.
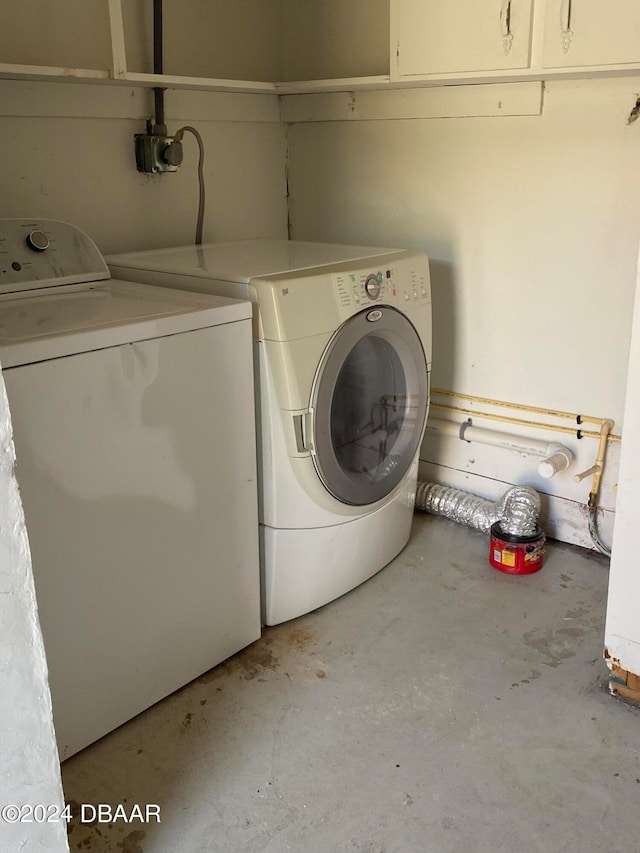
[26,230,49,252]
[365,273,381,300]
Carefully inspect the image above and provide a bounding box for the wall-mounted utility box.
[134,133,179,173]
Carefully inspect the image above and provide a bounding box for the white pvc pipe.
[426,418,573,478]
[538,446,573,479]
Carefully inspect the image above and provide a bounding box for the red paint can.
[489,523,545,575]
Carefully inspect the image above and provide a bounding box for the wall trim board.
[605,634,640,687]
[0,79,280,123]
[164,90,280,123]
[280,81,544,123]
[417,459,614,553]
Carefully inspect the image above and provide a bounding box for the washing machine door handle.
[301,407,316,454]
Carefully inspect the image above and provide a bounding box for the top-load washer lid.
[106,238,405,283]
[0,219,251,369]
[0,280,251,368]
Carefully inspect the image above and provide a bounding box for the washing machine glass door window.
[311,306,429,506]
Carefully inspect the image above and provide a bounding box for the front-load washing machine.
[0,220,261,757]
[107,240,432,625]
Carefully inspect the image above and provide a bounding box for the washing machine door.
[310,306,429,506]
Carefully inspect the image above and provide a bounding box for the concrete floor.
[62,514,639,853]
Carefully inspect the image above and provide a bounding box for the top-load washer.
[107,239,432,625]
[0,220,261,757]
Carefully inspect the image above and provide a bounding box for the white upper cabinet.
[392,0,534,78]
[543,0,640,68]
[0,0,112,71]
[281,0,389,82]
[2,0,639,93]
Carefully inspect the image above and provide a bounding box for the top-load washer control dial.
[26,230,50,252]
[364,273,381,300]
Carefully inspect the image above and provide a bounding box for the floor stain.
[180,712,193,733]
[66,799,80,835]
[67,813,108,852]
[66,801,105,851]
[316,669,327,678]
[286,626,315,649]
[117,830,147,853]
[198,661,233,684]
[237,642,280,680]
[347,841,385,853]
[523,626,587,667]
[565,606,588,620]
[198,637,280,683]
[565,541,609,564]
[518,668,542,685]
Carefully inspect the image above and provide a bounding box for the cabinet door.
[393,0,533,77]
[0,0,111,70]
[543,0,640,68]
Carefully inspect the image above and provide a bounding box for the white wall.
[286,78,640,546]
[0,368,69,853]
[0,80,288,253]
[605,242,640,674]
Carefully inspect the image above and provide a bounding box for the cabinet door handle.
[500,0,514,55]
[560,0,573,53]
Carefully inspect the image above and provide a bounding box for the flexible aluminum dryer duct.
[415,482,541,537]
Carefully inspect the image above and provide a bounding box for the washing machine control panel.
[333,255,430,317]
[0,219,109,294]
